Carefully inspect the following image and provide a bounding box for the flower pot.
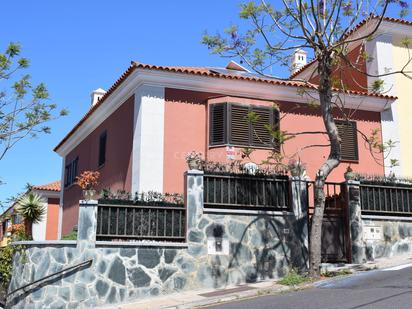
[344,171,356,181]
[188,159,199,170]
[83,189,96,201]
[290,166,306,178]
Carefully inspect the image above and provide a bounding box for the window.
[65,157,79,187]
[12,214,23,224]
[98,131,107,167]
[335,120,359,161]
[209,103,279,149]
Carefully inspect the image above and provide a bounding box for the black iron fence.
[360,182,412,215]
[96,202,186,242]
[203,173,290,210]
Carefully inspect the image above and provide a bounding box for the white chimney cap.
[290,49,308,75]
[293,49,308,55]
[90,88,106,106]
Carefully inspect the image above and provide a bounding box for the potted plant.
[288,159,307,178]
[76,170,100,200]
[15,193,46,237]
[344,165,356,181]
[185,151,203,170]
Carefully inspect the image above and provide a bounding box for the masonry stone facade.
[347,180,412,263]
[362,219,412,261]
[7,171,309,308]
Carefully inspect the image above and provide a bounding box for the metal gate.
[307,181,350,263]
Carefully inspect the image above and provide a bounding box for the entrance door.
[307,182,350,263]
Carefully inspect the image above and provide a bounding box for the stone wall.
[7,171,309,308]
[362,218,412,261]
[7,243,190,308]
[347,180,412,263]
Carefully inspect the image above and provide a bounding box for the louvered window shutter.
[336,120,359,161]
[229,104,250,145]
[251,107,274,147]
[209,102,280,151]
[209,103,226,145]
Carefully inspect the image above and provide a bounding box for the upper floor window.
[98,131,107,167]
[335,120,359,161]
[65,157,79,187]
[209,103,280,149]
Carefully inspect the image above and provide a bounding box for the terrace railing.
[203,173,290,211]
[96,202,186,242]
[360,182,412,215]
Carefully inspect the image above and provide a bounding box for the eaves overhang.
[54,64,396,157]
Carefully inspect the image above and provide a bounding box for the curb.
[157,284,304,309]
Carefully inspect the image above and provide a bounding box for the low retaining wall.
[347,180,412,264]
[7,172,309,308]
[362,216,412,261]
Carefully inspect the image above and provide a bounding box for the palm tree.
[15,193,46,238]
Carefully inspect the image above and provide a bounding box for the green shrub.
[278,269,310,286]
[0,243,15,287]
[0,230,28,288]
[62,230,77,240]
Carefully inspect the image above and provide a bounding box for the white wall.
[132,85,165,194]
[366,33,402,176]
[31,202,48,241]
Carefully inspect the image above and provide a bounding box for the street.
[208,264,412,309]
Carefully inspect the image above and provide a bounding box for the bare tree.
[203,0,410,277]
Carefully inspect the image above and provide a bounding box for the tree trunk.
[24,219,32,238]
[308,53,341,277]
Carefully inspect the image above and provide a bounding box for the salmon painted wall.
[280,102,383,181]
[163,89,384,195]
[309,44,368,92]
[46,198,59,240]
[62,95,134,235]
[208,96,384,182]
[163,89,218,193]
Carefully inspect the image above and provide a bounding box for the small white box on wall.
[364,226,383,240]
[207,238,230,255]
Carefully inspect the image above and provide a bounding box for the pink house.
[0,181,61,245]
[54,61,395,236]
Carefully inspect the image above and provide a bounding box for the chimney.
[90,88,106,106]
[290,49,308,75]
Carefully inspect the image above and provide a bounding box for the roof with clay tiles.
[32,181,61,192]
[54,60,397,152]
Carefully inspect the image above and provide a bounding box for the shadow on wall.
[203,213,308,288]
[7,260,92,307]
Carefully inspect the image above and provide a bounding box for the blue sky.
[0,0,248,208]
[0,1,407,209]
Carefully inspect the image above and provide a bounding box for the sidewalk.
[321,253,412,273]
[104,280,292,309]
[104,254,412,309]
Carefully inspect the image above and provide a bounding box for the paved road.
[209,264,412,309]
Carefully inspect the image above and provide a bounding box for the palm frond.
[15,193,46,224]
